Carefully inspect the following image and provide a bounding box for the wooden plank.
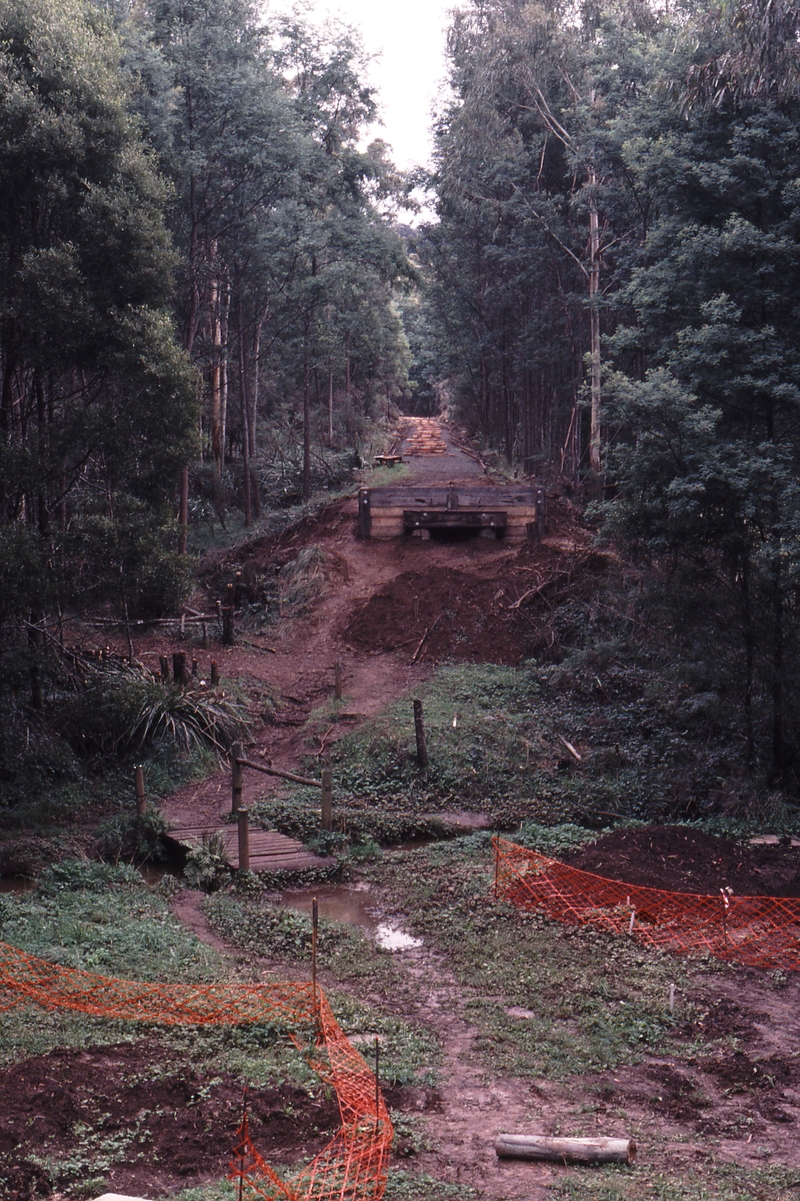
[403,509,508,530]
[368,486,538,507]
[166,825,334,873]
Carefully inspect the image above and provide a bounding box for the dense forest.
[3,0,800,800]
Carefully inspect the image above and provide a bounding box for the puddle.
[279,884,422,951]
[375,924,422,951]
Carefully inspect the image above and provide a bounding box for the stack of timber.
[166,824,334,873]
[358,483,545,542]
[403,419,448,455]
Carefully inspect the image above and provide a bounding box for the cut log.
[495,1135,636,1165]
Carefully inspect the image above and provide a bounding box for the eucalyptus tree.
[270,15,413,498]
[0,0,196,624]
[603,7,800,781]
[427,0,664,477]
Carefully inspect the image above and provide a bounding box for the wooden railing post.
[321,769,333,831]
[231,741,243,813]
[413,699,428,769]
[237,808,250,871]
[134,765,146,816]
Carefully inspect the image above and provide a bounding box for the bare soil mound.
[562,825,800,897]
[340,541,611,666]
[0,1040,339,1199]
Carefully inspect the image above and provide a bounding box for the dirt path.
[152,423,800,1198]
[157,420,523,831]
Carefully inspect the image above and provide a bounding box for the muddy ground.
[4,420,800,1199]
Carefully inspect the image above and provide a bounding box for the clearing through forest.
[22,417,799,1201]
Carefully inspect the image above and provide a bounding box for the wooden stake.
[238,1088,248,1201]
[375,1037,380,1117]
[222,583,235,646]
[334,661,342,701]
[210,659,219,686]
[191,657,198,677]
[159,655,170,681]
[321,768,333,831]
[134,765,146,816]
[312,897,319,1030]
[237,807,250,871]
[413,699,428,769]
[172,651,187,685]
[231,741,243,813]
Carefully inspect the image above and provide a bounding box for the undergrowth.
[252,658,800,848]
[363,836,701,1080]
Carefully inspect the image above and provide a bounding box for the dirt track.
[33,418,799,1199]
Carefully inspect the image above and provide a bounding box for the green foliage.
[0,860,220,988]
[93,805,170,864]
[184,832,232,892]
[370,839,693,1080]
[62,661,250,757]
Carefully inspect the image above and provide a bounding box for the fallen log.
[237,757,322,789]
[494,1134,636,1165]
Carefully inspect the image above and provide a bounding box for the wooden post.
[222,583,235,646]
[413,699,428,769]
[358,488,372,539]
[375,1037,380,1118]
[237,808,250,871]
[210,660,219,686]
[312,896,319,1031]
[231,741,243,813]
[134,765,146,816]
[159,655,170,681]
[191,657,198,678]
[334,662,342,701]
[536,485,547,537]
[321,768,333,831]
[172,651,187,685]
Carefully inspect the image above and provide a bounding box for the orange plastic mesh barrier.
[0,939,393,1201]
[493,836,800,971]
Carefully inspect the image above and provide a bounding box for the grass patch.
[266,656,800,840]
[201,891,440,1087]
[384,1170,473,1200]
[365,837,703,1079]
[553,1161,800,1201]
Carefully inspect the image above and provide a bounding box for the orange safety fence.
[493,836,800,971]
[0,939,393,1201]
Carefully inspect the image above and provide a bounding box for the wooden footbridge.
[165,751,336,875]
[165,824,333,872]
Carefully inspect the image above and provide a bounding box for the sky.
[269,0,455,172]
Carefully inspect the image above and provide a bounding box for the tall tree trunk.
[303,317,312,501]
[220,275,230,473]
[209,271,222,470]
[588,173,601,479]
[328,367,334,444]
[237,283,252,527]
[771,537,784,782]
